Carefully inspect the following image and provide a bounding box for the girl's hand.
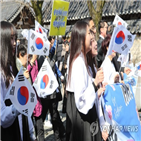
[97,87,105,97]
[24,70,29,79]
[108,51,116,61]
[94,68,104,86]
[102,130,108,141]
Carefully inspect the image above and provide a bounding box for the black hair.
[68,21,90,85]
[17,44,27,58]
[98,20,108,33]
[83,17,93,24]
[0,21,18,88]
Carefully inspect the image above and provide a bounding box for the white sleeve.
[101,57,118,84]
[72,59,96,114]
[0,74,19,128]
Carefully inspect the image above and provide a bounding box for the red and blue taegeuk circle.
[137,64,141,70]
[40,75,49,89]
[115,31,125,44]
[17,86,29,105]
[39,28,43,34]
[35,37,44,49]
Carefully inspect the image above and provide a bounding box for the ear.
[19,52,22,59]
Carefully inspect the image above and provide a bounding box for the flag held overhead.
[28,29,50,56]
[113,14,128,28]
[106,25,136,56]
[35,20,48,40]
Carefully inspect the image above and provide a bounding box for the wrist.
[94,79,98,87]
[108,55,113,61]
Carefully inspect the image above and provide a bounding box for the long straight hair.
[0,21,18,88]
[67,21,90,85]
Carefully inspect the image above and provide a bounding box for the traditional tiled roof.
[42,1,97,23]
[1,1,35,22]
[42,1,141,33]
[102,0,141,17]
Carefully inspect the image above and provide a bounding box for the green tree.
[31,0,43,25]
[87,0,105,39]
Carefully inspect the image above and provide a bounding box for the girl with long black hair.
[0,21,36,141]
[66,21,104,141]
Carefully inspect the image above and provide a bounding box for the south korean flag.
[28,29,50,56]
[6,67,37,117]
[35,20,48,40]
[106,25,136,56]
[113,14,128,28]
[33,58,59,98]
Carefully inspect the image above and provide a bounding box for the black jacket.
[97,36,104,68]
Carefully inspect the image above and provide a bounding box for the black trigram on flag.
[23,109,28,115]
[128,35,132,42]
[30,93,35,102]
[50,80,54,89]
[31,46,35,52]
[18,74,25,81]
[42,65,47,71]
[10,86,15,95]
[31,33,35,40]
[43,47,48,54]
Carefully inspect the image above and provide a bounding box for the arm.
[102,57,119,84]
[0,74,19,128]
[71,59,96,114]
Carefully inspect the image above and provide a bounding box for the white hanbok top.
[0,71,35,141]
[101,56,119,84]
[66,53,96,115]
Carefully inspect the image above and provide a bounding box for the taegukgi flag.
[113,14,128,28]
[134,61,141,77]
[28,29,50,56]
[6,67,37,117]
[35,20,48,40]
[33,58,59,98]
[106,25,136,56]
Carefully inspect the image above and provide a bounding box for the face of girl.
[85,26,92,53]
[11,30,17,56]
[91,36,98,57]
[20,53,28,67]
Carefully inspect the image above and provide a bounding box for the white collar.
[99,35,104,40]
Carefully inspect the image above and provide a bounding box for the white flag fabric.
[35,20,48,40]
[21,29,29,40]
[113,14,128,28]
[33,58,59,98]
[28,29,50,56]
[135,61,141,77]
[106,25,136,56]
[7,67,37,117]
[117,53,129,67]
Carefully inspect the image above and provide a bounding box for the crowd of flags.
[5,12,141,141]
[7,20,58,117]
